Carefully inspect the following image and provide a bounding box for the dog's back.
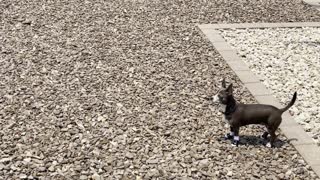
[232,92,297,127]
[235,104,282,126]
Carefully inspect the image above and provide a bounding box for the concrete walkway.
[304,0,320,11]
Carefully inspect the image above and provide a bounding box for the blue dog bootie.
[225,133,233,140]
[231,136,239,147]
[224,132,234,140]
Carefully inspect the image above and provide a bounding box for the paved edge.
[198,22,320,29]
[198,22,320,177]
[303,0,320,11]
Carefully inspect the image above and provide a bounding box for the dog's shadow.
[238,135,286,148]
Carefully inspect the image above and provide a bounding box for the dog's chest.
[224,114,232,121]
[222,115,230,125]
[219,104,230,124]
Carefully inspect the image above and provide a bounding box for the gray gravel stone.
[79,175,87,180]
[125,152,134,159]
[38,167,46,172]
[19,174,27,179]
[198,159,209,168]
[91,173,101,180]
[148,169,160,177]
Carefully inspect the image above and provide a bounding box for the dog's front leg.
[261,131,269,140]
[225,126,234,140]
[231,127,240,147]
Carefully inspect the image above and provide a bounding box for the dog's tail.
[280,92,297,113]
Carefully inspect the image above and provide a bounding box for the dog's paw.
[266,142,273,148]
[224,133,234,140]
[231,140,239,147]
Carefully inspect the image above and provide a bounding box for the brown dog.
[213,79,297,147]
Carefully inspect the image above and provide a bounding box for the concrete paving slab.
[212,41,234,51]
[245,82,272,96]
[198,24,215,29]
[235,71,260,83]
[295,144,320,165]
[281,124,315,145]
[218,50,241,62]
[303,0,320,7]
[313,165,320,177]
[217,23,242,29]
[226,23,262,29]
[258,23,285,28]
[279,22,305,27]
[226,61,250,71]
[254,95,281,107]
[206,33,226,42]
[298,22,320,26]
[200,28,220,35]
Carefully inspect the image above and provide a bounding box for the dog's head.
[213,78,233,105]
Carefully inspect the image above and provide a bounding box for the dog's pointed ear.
[222,78,226,88]
[226,83,233,94]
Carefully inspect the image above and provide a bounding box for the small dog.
[213,79,297,147]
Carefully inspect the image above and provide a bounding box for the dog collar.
[223,103,237,116]
[223,95,237,116]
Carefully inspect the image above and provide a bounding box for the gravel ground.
[221,27,320,146]
[1,0,320,179]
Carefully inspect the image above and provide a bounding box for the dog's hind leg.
[267,130,276,148]
[266,126,278,148]
[265,129,273,147]
[266,116,282,148]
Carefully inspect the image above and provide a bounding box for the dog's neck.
[223,95,237,115]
